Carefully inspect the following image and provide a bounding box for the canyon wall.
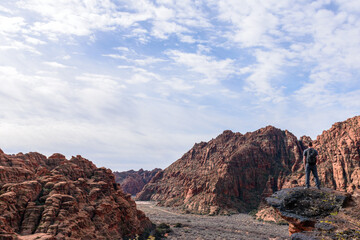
[283,116,360,193]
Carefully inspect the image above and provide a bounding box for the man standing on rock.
[303,142,321,189]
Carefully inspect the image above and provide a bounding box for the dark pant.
[305,164,320,188]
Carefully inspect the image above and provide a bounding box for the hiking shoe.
[317,186,321,190]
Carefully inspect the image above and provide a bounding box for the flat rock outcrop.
[266,187,360,239]
[0,150,152,240]
[114,168,162,196]
[137,126,303,214]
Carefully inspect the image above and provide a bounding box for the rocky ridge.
[137,126,303,214]
[114,168,162,196]
[0,151,152,240]
[137,116,360,216]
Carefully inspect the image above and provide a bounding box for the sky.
[0,0,359,171]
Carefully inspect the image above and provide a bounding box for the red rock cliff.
[283,116,360,193]
[136,126,303,214]
[0,151,152,240]
[114,168,162,196]
[137,116,360,215]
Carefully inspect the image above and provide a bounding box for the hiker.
[303,142,321,189]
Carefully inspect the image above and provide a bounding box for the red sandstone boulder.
[0,150,152,240]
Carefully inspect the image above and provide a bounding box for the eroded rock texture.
[266,187,349,235]
[283,116,360,193]
[114,168,162,196]
[0,151,152,240]
[137,126,303,214]
[137,116,360,215]
[267,187,360,239]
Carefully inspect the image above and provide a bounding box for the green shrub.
[174,223,183,228]
[154,223,172,239]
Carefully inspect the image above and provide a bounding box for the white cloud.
[16,0,151,37]
[166,50,236,84]
[1,0,360,171]
[104,53,164,66]
[0,66,71,117]
[163,77,194,91]
[76,73,125,90]
[132,57,165,66]
[124,0,211,40]
[125,67,161,84]
[0,39,41,54]
[102,54,126,60]
[62,55,71,60]
[151,20,189,39]
[244,49,288,102]
[25,36,46,45]
[114,47,130,52]
[211,0,360,102]
[0,15,25,34]
[178,34,197,43]
[0,65,228,170]
[335,0,360,12]
[216,0,282,48]
[0,5,13,14]
[43,61,70,68]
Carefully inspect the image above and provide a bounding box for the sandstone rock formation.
[0,150,152,240]
[267,187,360,239]
[137,126,303,214]
[283,116,360,194]
[137,116,360,215]
[114,168,162,196]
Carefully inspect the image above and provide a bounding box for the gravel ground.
[136,201,289,240]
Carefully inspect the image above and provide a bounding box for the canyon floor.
[136,201,289,240]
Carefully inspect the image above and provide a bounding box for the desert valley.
[0,116,359,239]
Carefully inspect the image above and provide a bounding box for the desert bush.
[174,223,183,228]
[154,223,172,239]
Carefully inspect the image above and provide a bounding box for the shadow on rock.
[266,187,360,239]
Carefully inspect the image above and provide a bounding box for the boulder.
[266,187,353,237]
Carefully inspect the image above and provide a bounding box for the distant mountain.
[137,116,360,215]
[114,168,162,195]
[0,151,152,239]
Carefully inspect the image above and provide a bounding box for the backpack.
[307,148,317,165]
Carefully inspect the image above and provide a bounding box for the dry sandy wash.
[136,201,289,240]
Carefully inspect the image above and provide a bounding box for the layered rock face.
[283,116,360,193]
[0,151,152,240]
[137,116,360,215]
[114,168,162,196]
[137,126,303,214]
